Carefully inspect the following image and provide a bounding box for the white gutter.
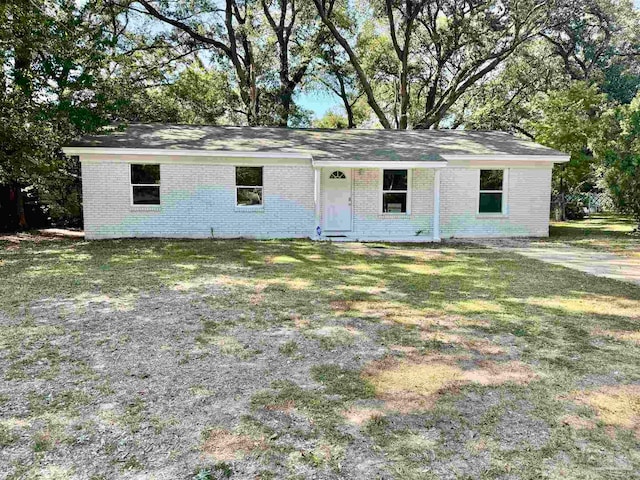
[62,147,313,160]
[311,159,448,168]
[63,148,569,164]
[442,154,570,163]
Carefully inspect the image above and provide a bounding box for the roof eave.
[62,147,313,160]
[442,154,569,163]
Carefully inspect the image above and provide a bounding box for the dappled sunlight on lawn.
[591,328,640,345]
[2,236,640,478]
[523,294,640,319]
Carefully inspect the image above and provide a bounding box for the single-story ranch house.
[64,124,569,241]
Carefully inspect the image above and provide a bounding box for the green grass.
[549,213,639,256]
[1,236,639,478]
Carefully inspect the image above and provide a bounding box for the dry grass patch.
[363,355,463,413]
[341,407,385,425]
[568,385,640,437]
[561,415,596,430]
[330,299,491,330]
[264,400,296,413]
[202,428,267,461]
[591,328,640,345]
[524,295,640,319]
[462,360,537,386]
[215,275,311,291]
[363,355,537,413]
[331,300,436,326]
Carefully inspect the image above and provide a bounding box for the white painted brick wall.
[82,161,552,240]
[82,161,315,239]
[440,167,552,238]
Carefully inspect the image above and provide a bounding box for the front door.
[323,168,352,232]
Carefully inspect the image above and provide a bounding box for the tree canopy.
[1,0,639,228]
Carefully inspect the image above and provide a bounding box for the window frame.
[380,168,411,215]
[235,166,264,209]
[477,169,508,216]
[130,163,161,206]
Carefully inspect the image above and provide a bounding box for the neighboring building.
[64,124,568,241]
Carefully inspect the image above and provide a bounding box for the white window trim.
[235,166,264,209]
[380,168,411,215]
[130,163,161,206]
[477,168,509,217]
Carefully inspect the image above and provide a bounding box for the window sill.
[235,206,265,212]
[476,213,508,219]
[379,211,410,216]
[130,205,162,211]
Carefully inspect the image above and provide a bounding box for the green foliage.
[313,111,350,129]
[526,83,614,194]
[604,95,640,228]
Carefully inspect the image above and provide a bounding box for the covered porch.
[312,159,446,242]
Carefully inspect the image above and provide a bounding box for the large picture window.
[236,166,263,207]
[131,164,160,205]
[479,169,504,213]
[382,169,408,213]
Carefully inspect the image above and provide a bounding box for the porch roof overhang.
[311,158,448,169]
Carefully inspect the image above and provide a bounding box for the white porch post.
[313,167,321,238]
[433,168,441,242]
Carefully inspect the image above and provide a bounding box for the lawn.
[549,213,640,257]
[0,236,639,479]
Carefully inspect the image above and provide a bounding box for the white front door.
[323,168,352,231]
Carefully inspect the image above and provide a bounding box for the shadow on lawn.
[2,238,638,374]
[1,237,639,478]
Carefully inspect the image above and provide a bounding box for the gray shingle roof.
[67,123,567,161]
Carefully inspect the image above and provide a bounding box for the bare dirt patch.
[264,400,296,413]
[341,407,385,425]
[561,415,596,430]
[201,428,267,461]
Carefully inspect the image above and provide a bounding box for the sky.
[296,90,342,120]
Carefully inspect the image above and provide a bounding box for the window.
[131,164,160,205]
[329,170,346,179]
[236,166,263,207]
[479,169,504,213]
[382,169,408,213]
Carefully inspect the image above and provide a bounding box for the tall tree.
[313,0,554,129]
[130,0,321,126]
[0,0,178,228]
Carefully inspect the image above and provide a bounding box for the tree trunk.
[15,186,27,230]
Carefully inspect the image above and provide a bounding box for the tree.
[313,0,553,129]
[130,0,321,126]
[313,41,366,128]
[542,0,639,83]
[124,64,243,124]
[0,0,180,228]
[313,110,350,128]
[604,94,640,230]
